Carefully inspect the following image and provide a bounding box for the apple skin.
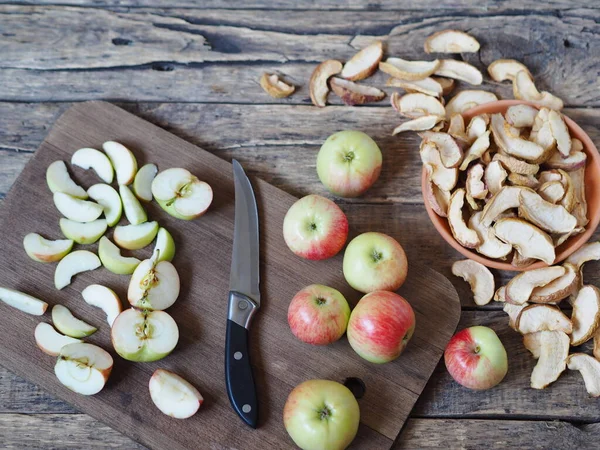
[317,130,382,198]
[444,326,508,390]
[288,285,350,345]
[347,291,415,364]
[283,379,360,450]
[343,232,408,293]
[283,195,348,260]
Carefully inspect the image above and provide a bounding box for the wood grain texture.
[0,101,460,449]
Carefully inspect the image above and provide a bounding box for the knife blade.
[225,159,260,428]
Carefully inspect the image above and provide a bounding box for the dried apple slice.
[511,251,536,268]
[554,227,585,248]
[379,57,440,81]
[506,104,538,128]
[423,164,451,217]
[420,131,463,168]
[490,113,545,162]
[341,41,383,81]
[451,259,494,306]
[393,115,442,135]
[484,161,508,196]
[594,329,600,360]
[506,266,566,305]
[487,59,532,82]
[570,285,600,346]
[538,181,565,204]
[508,173,538,189]
[419,141,458,191]
[567,353,600,397]
[469,211,512,259]
[424,30,480,53]
[557,170,576,213]
[309,60,343,107]
[392,92,446,119]
[518,190,577,234]
[466,164,487,200]
[330,78,385,106]
[386,77,443,97]
[529,108,555,153]
[547,110,571,157]
[432,76,455,95]
[513,71,564,110]
[480,186,528,226]
[516,304,572,334]
[447,189,481,248]
[524,330,569,389]
[504,302,527,330]
[569,167,588,227]
[447,114,466,141]
[466,115,489,142]
[494,218,555,265]
[538,170,562,185]
[459,131,490,171]
[546,150,587,171]
[434,59,483,85]
[529,263,579,304]
[492,153,539,176]
[446,90,498,118]
[565,241,600,270]
[495,286,506,302]
[260,73,295,98]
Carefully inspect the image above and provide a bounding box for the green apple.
[316,130,382,198]
[53,192,104,223]
[59,219,107,245]
[87,183,122,227]
[149,369,203,419]
[81,284,122,327]
[52,304,97,338]
[98,236,141,275]
[23,233,73,263]
[151,168,213,220]
[119,184,147,225]
[133,163,158,202]
[111,308,179,362]
[0,287,48,316]
[283,379,360,450]
[46,160,88,199]
[54,343,113,395]
[71,148,114,184]
[127,258,180,310]
[153,227,176,262]
[54,250,101,290]
[34,322,82,356]
[113,221,158,250]
[102,141,137,185]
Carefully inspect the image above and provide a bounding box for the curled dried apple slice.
[466,115,489,142]
[424,30,480,53]
[379,57,440,81]
[341,41,383,81]
[529,108,555,152]
[392,115,442,134]
[392,92,446,119]
[594,329,600,361]
[569,167,588,227]
[506,266,566,305]
[451,259,494,306]
[538,180,565,204]
[447,189,481,248]
[548,110,571,157]
[570,285,600,346]
[447,114,467,143]
[492,153,539,176]
[530,263,579,304]
[459,131,490,171]
[434,59,483,85]
[567,353,600,397]
[469,211,512,259]
[309,60,343,107]
[484,161,508,196]
[565,241,600,271]
[504,302,527,330]
[480,186,528,226]
[490,113,545,162]
[419,141,458,192]
[330,78,385,105]
[257,74,295,98]
[516,304,572,334]
[518,189,577,234]
[420,131,462,168]
[466,164,487,199]
[506,104,538,128]
[386,77,443,97]
[487,59,532,82]
[446,90,498,118]
[432,76,455,96]
[494,218,555,265]
[554,227,585,248]
[495,286,506,302]
[538,170,562,185]
[524,330,569,389]
[423,164,451,217]
[513,71,564,110]
[508,173,538,189]
[546,150,586,171]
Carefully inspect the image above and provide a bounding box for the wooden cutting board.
[0,101,460,449]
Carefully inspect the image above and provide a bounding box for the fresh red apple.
[283,379,360,450]
[283,194,348,260]
[347,291,415,364]
[288,284,351,345]
[444,326,508,390]
[343,232,408,293]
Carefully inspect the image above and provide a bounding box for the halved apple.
[81,284,122,327]
[23,233,73,263]
[0,287,47,315]
[98,236,141,275]
[59,219,107,245]
[149,369,203,419]
[133,163,158,202]
[54,342,113,395]
[102,141,138,185]
[111,309,179,362]
[52,304,97,338]
[87,184,122,227]
[128,258,180,310]
[119,184,147,225]
[71,148,114,184]
[153,227,176,262]
[151,168,213,220]
[54,250,101,290]
[113,221,158,250]
[35,322,82,356]
[53,193,104,223]
[46,161,88,199]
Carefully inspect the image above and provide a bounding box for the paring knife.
[226,159,260,428]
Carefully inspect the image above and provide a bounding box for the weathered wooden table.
[1,1,599,448]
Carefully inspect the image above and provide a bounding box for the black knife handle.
[225,318,258,428]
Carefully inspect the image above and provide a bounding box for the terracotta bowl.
[422,100,600,271]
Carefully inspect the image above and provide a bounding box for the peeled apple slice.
[52,304,97,338]
[98,236,141,275]
[81,284,122,327]
[35,322,82,356]
[23,233,73,263]
[54,250,101,290]
[149,369,204,419]
[128,258,180,310]
[59,219,107,245]
[133,163,158,202]
[87,184,122,227]
[71,148,114,184]
[113,221,159,250]
[55,343,113,396]
[46,161,88,199]
[120,184,147,225]
[53,193,104,223]
[0,287,47,315]
[102,141,137,185]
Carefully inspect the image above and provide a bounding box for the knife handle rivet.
[238,300,248,310]
[242,404,252,414]
[234,351,243,360]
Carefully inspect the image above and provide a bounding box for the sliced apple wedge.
[54,250,101,290]
[71,148,114,184]
[87,184,122,227]
[102,141,137,185]
[149,369,203,419]
[23,233,73,263]
[35,322,82,356]
[119,184,147,225]
[0,287,47,315]
[98,236,141,275]
[128,258,180,310]
[81,284,122,327]
[111,309,179,362]
[55,342,113,395]
[46,161,88,199]
[52,304,97,338]
[53,192,103,223]
[59,219,107,245]
[151,168,213,220]
[153,227,176,262]
[133,163,158,202]
[113,221,158,250]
